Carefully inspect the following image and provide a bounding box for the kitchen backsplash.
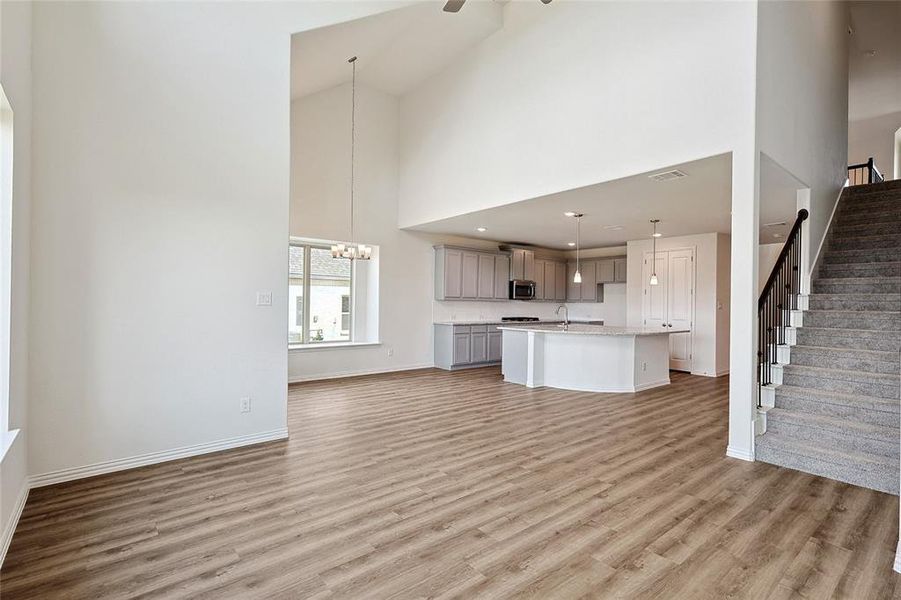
[433,295,627,325]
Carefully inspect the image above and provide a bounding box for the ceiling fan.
[444,0,551,13]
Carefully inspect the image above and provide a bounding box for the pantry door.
[667,248,694,371]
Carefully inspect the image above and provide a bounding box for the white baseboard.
[288,363,434,384]
[726,445,755,462]
[633,378,672,392]
[29,428,289,488]
[895,540,901,573]
[0,481,30,568]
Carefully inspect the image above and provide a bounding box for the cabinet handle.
[662,323,666,327]
[668,323,673,327]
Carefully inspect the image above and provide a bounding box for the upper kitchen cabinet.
[596,259,615,284]
[614,257,627,283]
[510,248,535,281]
[534,258,567,302]
[434,245,511,301]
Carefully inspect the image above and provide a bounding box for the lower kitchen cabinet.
[435,323,503,370]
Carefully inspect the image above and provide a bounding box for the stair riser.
[755,443,898,495]
[829,236,901,251]
[808,296,901,311]
[789,350,900,375]
[802,312,901,331]
[781,372,899,399]
[813,281,901,294]
[796,329,901,352]
[818,263,901,279]
[836,209,901,226]
[841,199,901,213]
[846,181,901,194]
[774,394,899,427]
[766,419,899,459]
[824,249,900,264]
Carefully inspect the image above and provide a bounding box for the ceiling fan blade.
[443,0,465,12]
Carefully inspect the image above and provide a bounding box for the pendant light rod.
[649,219,660,286]
[571,213,584,283]
[349,55,357,246]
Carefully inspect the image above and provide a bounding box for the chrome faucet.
[555,305,569,331]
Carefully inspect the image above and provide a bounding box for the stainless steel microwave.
[509,280,536,300]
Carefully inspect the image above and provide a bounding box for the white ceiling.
[411,153,805,249]
[411,154,732,249]
[848,1,901,122]
[291,2,504,100]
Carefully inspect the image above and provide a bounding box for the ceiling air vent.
[648,169,687,182]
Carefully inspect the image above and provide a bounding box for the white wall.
[25,1,413,478]
[758,243,782,294]
[0,0,32,562]
[756,0,849,264]
[398,0,759,228]
[848,112,901,181]
[626,232,731,378]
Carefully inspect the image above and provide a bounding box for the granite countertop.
[496,324,689,336]
[434,319,604,326]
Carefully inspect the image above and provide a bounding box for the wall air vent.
[648,169,687,182]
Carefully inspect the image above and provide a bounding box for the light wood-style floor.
[2,368,899,599]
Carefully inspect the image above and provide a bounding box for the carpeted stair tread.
[767,408,898,447]
[789,345,900,374]
[755,435,899,495]
[807,292,901,311]
[774,384,899,416]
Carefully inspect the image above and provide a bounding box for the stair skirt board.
[756,180,901,496]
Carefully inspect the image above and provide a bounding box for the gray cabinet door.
[523,250,535,281]
[477,254,496,299]
[494,255,510,299]
[580,260,598,301]
[471,332,488,364]
[488,331,502,362]
[567,262,581,301]
[533,259,546,300]
[511,249,524,280]
[555,262,567,301]
[544,261,557,302]
[461,252,479,298]
[453,333,471,365]
[597,259,615,283]
[614,258,627,283]
[444,249,463,298]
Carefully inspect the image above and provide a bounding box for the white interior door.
[642,252,669,330]
[667,249,694,371]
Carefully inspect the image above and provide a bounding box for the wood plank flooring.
[2,368,899,599]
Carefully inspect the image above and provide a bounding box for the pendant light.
[649,219,660,285]
[331,56,372,261]
[572,213,584,283]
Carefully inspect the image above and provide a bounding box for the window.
[288,242,353,345]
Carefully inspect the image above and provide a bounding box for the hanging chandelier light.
[649,219,660,285]
[332,56,372,261]
[572,213,584,283]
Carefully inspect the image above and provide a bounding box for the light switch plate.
[256,291,273,306]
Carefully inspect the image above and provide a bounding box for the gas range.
[500,317,541,322]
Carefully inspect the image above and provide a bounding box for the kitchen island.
[498,323,689,393]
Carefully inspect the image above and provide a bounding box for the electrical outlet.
[256,292,272,306]
[642,362,647,372]
[387,348,394,357]
[240,397,252,413]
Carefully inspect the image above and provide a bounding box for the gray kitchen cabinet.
[567,262,581,301]
[453,333,471,364]
[544,261,557,302]
[555,262,567,302]
[580,261,598,301]
[478,254,496,299]
[614,257,627,283]
[494,255,510,299]
[461,252,479,298]
[533,258,546,300]
[488,331,502,362]
[434,323,503,370]
[471,330,488,363]
[597,259,615,284]
[510,248,536,281]
[436,248,463,299]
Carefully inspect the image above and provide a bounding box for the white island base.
[499,325,683,393]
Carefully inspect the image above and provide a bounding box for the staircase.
[756,179,901,495]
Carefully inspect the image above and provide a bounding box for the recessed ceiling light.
[476,226,487,232]
[864,49,877,58]
[567,242,576,247]
[652,232,662,238]
[564,211,577,217]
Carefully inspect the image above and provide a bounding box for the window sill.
[289,341,382,352]
[0,428,20,464]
